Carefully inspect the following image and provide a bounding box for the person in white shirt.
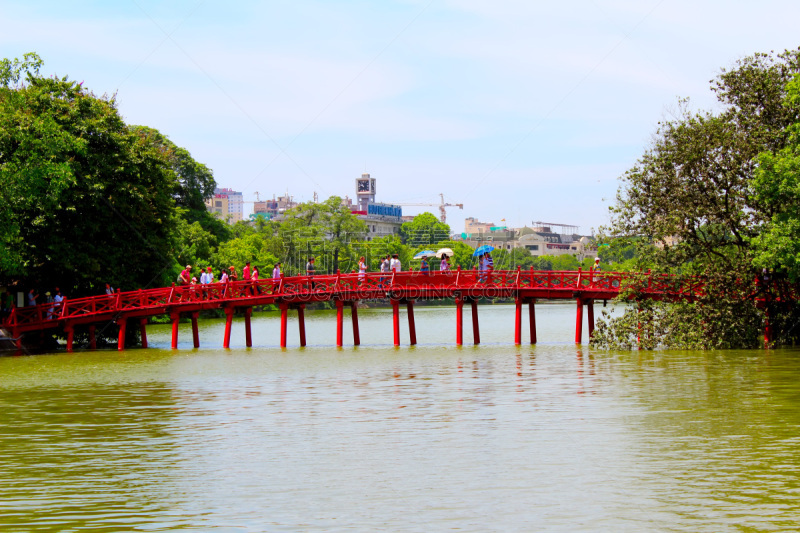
[390,254,401,272]
[272,262,282,279]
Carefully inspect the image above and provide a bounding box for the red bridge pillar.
[224,307,234,349]
[350,302,360,346]
[88,324,96,350]
[244,307,252,348]
[139,319,148,349]
[280,304,288,348]
[575,297,584,344]
[587,299,595,340]
[514,298,522,345]
[170,313,180,350]
[65,326,74,353]
[191,312,200,348]
[471,299,480,345]
[407,301,417,346]
[298,304,307,347]
[529,299,537,344]
[456,297,463,346]
[336,300,344,347]
[118,317,128,351]
[392,299,401,346]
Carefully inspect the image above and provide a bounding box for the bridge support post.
[139,319,148,349]
[407,301,417,346]
[223,307,234,349]
[587,299,595,340]
[514,298,522,345]
[575,297,584,344]
[188,313,198,348]
[244,307,252,348]
[392,299,400,346]
[170,313,180,350]
[456,297,463,346]
[65,326,74,352]
[280,304,288,348]
[118,318,128,351]
[336,300,344,347]
[529,299,537,344]
[88,325,96,350]
[298,305,306,347]
[351,302,360,346]
[471,299,480,345]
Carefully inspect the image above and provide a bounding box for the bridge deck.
[2,268,705,350]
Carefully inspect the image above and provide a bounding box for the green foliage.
[279,196,367,274]
[212,233,280,275]
[749,75,800,281]
[400,212,450,245]
[0,66,179,293]
[596,48,800,348]
[491,247,537,270]
[591,270,763,350]
[550,254,580,271]
[0,52,42,87]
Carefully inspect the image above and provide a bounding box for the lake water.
[1,302,799,531]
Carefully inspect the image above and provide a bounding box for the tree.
[400,212,450,246]
[749,75,800,280]
[131,125,229,243]
[0,57,180,293]
[596,48,800,348]
[279,196,367,274]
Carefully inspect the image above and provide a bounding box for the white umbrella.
[435,248,454,258]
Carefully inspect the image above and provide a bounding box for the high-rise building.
[206,187,244,223]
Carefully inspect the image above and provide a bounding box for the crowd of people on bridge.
[4,249,502,317]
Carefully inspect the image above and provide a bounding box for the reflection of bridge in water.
[3,268,706,351]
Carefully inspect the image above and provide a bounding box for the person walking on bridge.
[379,255,390,288]
[272,262,282,293]
[358,256,367,284]
[306,257,316,290]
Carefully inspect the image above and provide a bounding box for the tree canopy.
[400,212,451,245]
[596,48,800,349]
[0,53,221,295]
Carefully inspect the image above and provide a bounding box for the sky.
[3,0,800,236]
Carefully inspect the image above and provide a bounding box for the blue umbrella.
[473,245,494,256]
[413,250,435,259]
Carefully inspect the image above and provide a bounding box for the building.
[352,173,403,240]
[462,220,597,261]
[254,194,297,219]
[206,187,244,223]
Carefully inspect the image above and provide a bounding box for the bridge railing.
[4,301,65,330]
[62,293,119,319]
[118,287,176,311]
[3,269,712,332]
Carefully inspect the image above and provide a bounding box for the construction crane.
[397,193,463,224]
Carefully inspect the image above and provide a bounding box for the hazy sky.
[3,1,800,235]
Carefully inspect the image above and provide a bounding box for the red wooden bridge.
[2,268,704,351]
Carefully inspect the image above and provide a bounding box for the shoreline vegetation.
[4,48,800,349]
